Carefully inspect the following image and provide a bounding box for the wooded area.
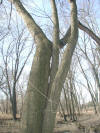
[0,0,100,133]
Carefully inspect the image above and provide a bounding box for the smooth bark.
[48,0,60,97]
[42,1,78,133]
[20,41,52,133]
[8,0,78,133]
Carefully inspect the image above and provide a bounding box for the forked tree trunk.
[8,0,78,133]
[42,1,78,132]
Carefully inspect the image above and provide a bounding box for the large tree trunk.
[42,1,78,132]
[20,42,52,133]
[8,0,78,133]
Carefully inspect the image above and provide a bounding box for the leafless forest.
[0,0,100,133]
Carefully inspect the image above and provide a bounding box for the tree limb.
[42,1,78,133]
[50,0,59,42]
[8,0,49,44]
[60,21,100,48]
[49,0,59,96]
[78,21,100,46]
[51,0,78,104]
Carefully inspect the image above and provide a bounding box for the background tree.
[0,16,33,119]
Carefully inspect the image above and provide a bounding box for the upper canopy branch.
[59,0,77,48]
[60,21,100,48]
[78,21,100,46]
[50,0,59,45]
[50,0,78,104]
[69,1,78,42]
[42,2,78,132]
[48,0,60,95]
[8,0,49,44]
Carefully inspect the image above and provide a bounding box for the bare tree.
[0,25,33,119]
[1,0,99,132]
[77,55,98,114]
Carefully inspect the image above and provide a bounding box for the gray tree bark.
[8,0,78,133]
[42,1,78,132]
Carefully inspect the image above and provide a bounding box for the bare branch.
[78,21,100,46]
[50,0,59,44]
[8,0,49,44]
[8,2,12,29]
[60,21,100,48]
[59,27,71,48]
[52,0,78,104]
[42,1,78,132]
[49,0,59,95]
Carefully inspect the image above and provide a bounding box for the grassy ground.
[0,111,100,133]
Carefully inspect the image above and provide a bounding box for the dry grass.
[55,111,100,133]
[0,111,100,133]
[0,113,20,120]
[0,113,20,133]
